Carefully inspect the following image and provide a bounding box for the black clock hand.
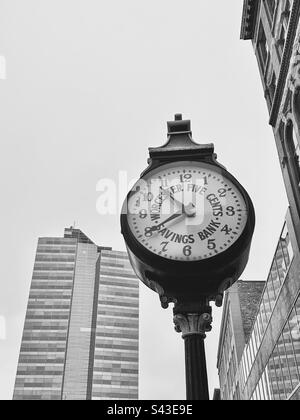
[161,188,197,218]
[161,188,196,217]
[148,210,184,232]
[161,188,185,212]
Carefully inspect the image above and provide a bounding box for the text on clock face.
[127,164,247,261]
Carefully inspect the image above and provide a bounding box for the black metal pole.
[184,333,209,400]
[173,300,213,401]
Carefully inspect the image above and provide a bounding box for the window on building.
[266,72,277,110]
[257,311,265,342]
[280,223,294,268]
[273,345,287,399]
[282,0,292,29]
[262,290,272,324]
[275,244,288,284]
[284,120,300,188]
[292,126,300,166]
[266,275,276,312]
[275,1,292,60]
[268,355,280,399]
[253,320,261,352]
[265,0,276,24]
[249,336,255,366]
[264,294,300,400]
[257,23,269,72]
[278,333,294,397]
[262,369,271,400]
[293,87,300,133]
[282,321,299,391]
[277,25,287,59]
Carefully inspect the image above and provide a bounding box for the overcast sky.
[0,0,288,400]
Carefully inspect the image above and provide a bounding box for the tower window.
[266,72,277,109]
[257,23,269,72]
[292,86,300,129]
[266,0,276,23]
[292,126,300,169]
[275,1,292,61]
[282,1,292,29]
[285,120,300,187]
[277,25,286,59]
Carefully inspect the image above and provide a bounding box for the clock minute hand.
[149,210,183,232]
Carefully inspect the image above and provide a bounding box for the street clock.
[121,115,255,306]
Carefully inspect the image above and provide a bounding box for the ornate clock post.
[121,114,255,400]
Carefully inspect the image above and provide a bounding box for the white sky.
[0,0,288,400]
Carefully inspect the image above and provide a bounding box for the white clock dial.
[127,162,248,261]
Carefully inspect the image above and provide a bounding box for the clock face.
[126,161,248,261]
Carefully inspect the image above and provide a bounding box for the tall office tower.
[217,280,265,400]
[13,227,139,400]
[218,216,300,400]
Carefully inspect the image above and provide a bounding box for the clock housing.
[120,115,255,303]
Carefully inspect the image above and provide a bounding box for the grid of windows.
[13,238,77,400]
[256,19,278,110]
[219,308,239,401]
[91,252,139,400]
[240,223,293,388]
[251,293,300,400]
[255,1,293,109]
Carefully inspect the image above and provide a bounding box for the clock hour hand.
[161,188,185,212]
[161,188,196,217]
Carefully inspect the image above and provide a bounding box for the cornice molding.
[269,1,300,127]
[240,0,260,40]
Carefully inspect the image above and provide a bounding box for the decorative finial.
[174,114,183,121]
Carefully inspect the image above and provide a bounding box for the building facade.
[241,0,300,245]
[218,210,300,400]
[13,227,139,400]
[217,0,300,400]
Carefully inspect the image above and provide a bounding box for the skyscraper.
[13,227,139,400]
